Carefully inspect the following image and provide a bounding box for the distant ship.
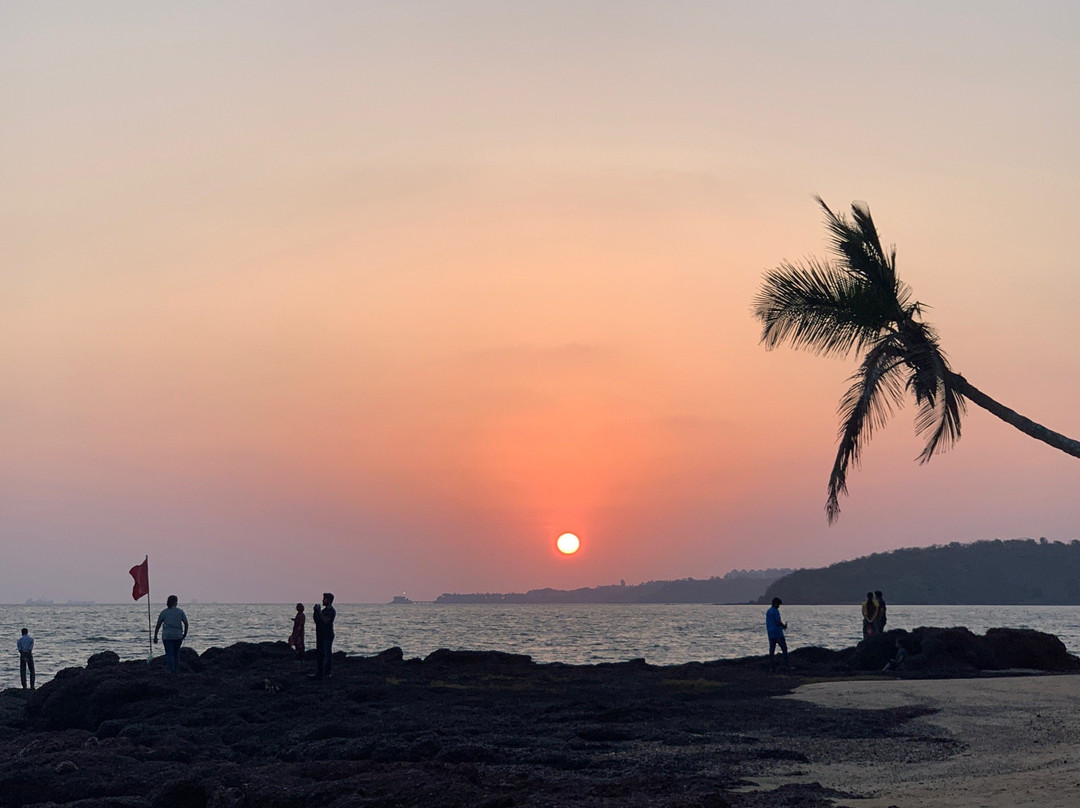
[24,598,54,606]
[390,594,414,605]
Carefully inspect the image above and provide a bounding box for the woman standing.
[860,591,878,639]
[873,590,887,635]
[288,603,306,658]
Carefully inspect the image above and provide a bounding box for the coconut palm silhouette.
[753,198,1080,522]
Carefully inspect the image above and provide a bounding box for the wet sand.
[753,673,1080,808]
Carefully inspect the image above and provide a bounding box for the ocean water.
[3,602,1080,687]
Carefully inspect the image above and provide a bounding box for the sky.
[2,2,1079,603]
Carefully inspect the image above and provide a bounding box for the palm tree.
[753,198,1080,522]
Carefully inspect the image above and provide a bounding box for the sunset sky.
[3,3,1078,603]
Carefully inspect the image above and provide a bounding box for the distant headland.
[436,538,1080,607]
[436,569,791,604]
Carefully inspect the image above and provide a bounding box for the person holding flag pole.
[129,556,152,661]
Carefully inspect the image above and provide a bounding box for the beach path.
[756,674,1080,807]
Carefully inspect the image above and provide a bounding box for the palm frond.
[901,321,946,401]
[913,378,965,461]
[815,197,898,295]
[826,341,907,523]
[892,320,965,460]
[753,258,893,358]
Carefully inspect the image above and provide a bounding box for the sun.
[556,532,580,555]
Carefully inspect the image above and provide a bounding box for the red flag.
[129,556,149,601]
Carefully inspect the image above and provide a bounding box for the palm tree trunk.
[948,372,1080,459]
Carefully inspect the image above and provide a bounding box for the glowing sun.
[556,532,581,555]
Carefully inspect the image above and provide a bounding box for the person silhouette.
[311,592,336,680]
[765,597,788,669]
[861,591,878,639]
[288,602,306,659]
[873,590,887,635]
[17,628,35,689]
[153,595,189,673]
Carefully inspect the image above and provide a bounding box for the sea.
[4,602,1080,687]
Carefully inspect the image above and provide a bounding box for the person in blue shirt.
[765,597,788,669]
[17,628,35,689]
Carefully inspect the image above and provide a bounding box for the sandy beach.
[749,673,1080,808]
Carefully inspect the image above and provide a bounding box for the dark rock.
[177,646,202,672]
[304,723,365,741]
[145,645,202,673]
[149,778,210,808]
[0,629,1073,808]
[347,687,387,704]
[26,668,179,731]
[410,739,441,759]
[788,645,841,665]
[865,626,1080,674]
[373,646,404,663]
[87,651,121,669]
[847,630,910,670]
[577,726,638,742]
[597,657,650,670]
[476,797,514,808]
[207,786,242,808]
[439,744,501,764]
[840,626,1076,673]
[984,627,1078,671]
[919,626,996,671]
[423,649,533,667]
[755,748,810,762]
[198,641,292,669]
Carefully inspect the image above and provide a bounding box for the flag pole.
[145,555,152,662]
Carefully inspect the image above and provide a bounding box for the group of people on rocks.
[149,592,338,679]
[149,592,338,677]
[14,592,338,686]
[763,590,889,671]
[154,587,886,679]
[287,593,337,679]
[16,588,895,684]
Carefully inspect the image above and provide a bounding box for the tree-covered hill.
[762,538,1080,604]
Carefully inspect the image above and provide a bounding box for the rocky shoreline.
[1,627,1076,808]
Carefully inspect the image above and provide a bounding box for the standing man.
[312,592,336,680]
[17,628,35,689]
[765,597,788,669]
[153,595,189,673]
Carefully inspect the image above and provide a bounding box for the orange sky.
[2,3,1078,602]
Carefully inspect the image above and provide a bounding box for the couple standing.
[289,592,336,679]
[861,590,887,638]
